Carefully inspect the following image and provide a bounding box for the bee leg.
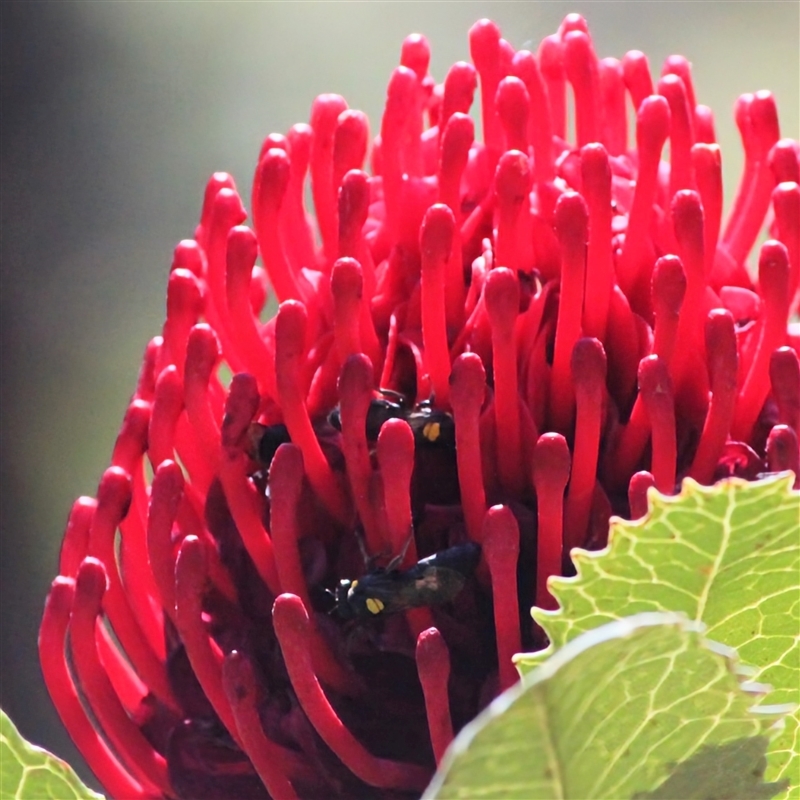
[385,526,415,572]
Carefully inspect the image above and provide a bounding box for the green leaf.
[516,474,800,798]
[0,708,103,800]
[425,613,790,800]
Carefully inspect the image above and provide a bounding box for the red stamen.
[420,204,455,407]
[333,109,369,191]
[581,143,613,341]
[532,434,570,611]
[559,13,589,36]
[184,324,222,470]
[95,623,148,718]
[469,19,503,154]
[599,58,627,156]
[39,578,147,799]
[135,337,162,403]
[604,286,641,416]
[283,123,317,273]
[658,74,695,208]
[550,191,588,432]
[688,310,738,483]
[691,144,723,280]
[438,112,474,221]
[272,593,431,791]
[733,241,791,441]
[622,50,654,114]
[628,471,655,520]
[770,346,800,433]
[770,139,800,184]
[174,535,243,747]
[617,95,670,310]
[196,171,237,250]
[415,627,454,764]
[638,356,677,493]
[162,268,203,381]
[71,559,169,795]
[511,50,555,182]
[275,301,349,523]
[221,652,300,800]
[482,505,522,691]
[772,182,800,311]
[496,76,529,153]
[564,338,607,551]
[662,55,698,120]
[495,150,531,273]
[87,467,176,709]
[652,255,687,366]
[59,497,96,578]
[449,353,488,542]
[225,226,278,401]
[563,31,599,147]
[766,425,800,484]
[539,35,566,140]
[338,170,370,258]
[109,400,149,476]
[171,238,205,279]
[331,257,364,362]
[694,105,716,144]
[148,366,183,469]
[439,61,478,136]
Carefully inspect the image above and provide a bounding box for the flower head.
[41,15,799,799]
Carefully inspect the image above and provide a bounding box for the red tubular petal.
[171,238,205,279]
[766,425,800,484]
[495,150,531,273]
[563,31,600,147]
[276,301,349,522]
[148,366,183,470]
[662,55,697,114]
[135,337,162,403]
[652,255,687,367]
[559,13,589,35]
[376,418,417,566]
[439,61,478,135]
[772,182,800,311]
[565,338,606,551]
[770,139,800,184]
[539,35,566,140]
[688,311,738,483]
[222,652,300,800]
[310,94,349,263]
[770,346,800,433]
[483,506,522,691]
[599,58,627,156]
[449,353,488,542]
[485,267,524,495]
[59,497,96,579]
[331,257,364,362]
[723,92,781,265]
[658,74,695,205]
[338,170,370,258]
[622,50,654,114]
[691,144,723,280]
[174,535,243,747]
[420,204,455,407]
[272,594,431,791]
[226,226,278,401]
[196,172,237,249]
[628,471,655,519]
[87,467,176,709]
[550,191,589,432]
[162,268,203,380]
[284,124,317,274]
[333,109,369,191]
[415,628,454,764]
[438,112,474,221]
[733,241,791,442]
[694,105,716,144]
[401,32,430,79]
[532,435,570,611]
[184,324,222,469]
[617,95,670,310]
[581,143,613,341]
[496,76,529,153]
[469,19,503,154]
[39,578,147,800]
[638,356,677,494]
[511,50,555,182]
[146,460,183,624]
[71,559,169,795]
[110,400,150,476]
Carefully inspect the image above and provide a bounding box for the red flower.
[40,15,799,800]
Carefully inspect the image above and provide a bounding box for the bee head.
[333,578,357,619]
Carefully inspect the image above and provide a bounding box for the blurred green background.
[1,0,797,788]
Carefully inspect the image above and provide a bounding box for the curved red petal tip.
[59,497,97,578]
[152,459,185,502]
[571,337,607,395]
[200,172,237,225]
[111,399,151,473]
[628,471,655,519]
[482,505,520,559]
[213,187,247,228]
[259,134,288,163]
[331,257,364,302]
[580,143,610,192]
[484,267,520,331]
[638,353,672,396]
[652,255,687,315]
[450,352,487,410]
[167,268,204,322]
[377,417,415,477]
[171,239,205,277]
[440,113,475,167]
[227,224,258,275]
[136,337,162,402]
[766,425,800,477]
[334,110,369,173]
[75,556,109,606]
[559,12,589,35]
[257,148,291,210]
[538,34,563,76]
[694,105,716,143]
[270,443,305,498]
[176,534,207,594]
[758,240,791,303]
[671,190,704,247]
[496,77,529,143]
[385,66,417,120]
[770,139,800,184]
[705,310,738,389]
[750,90,781,152]
[288,123,312,161]
[186,324,221,383]
[532,433,571,489]
[338,352,374,405]
[416,627,450,675]
[420,203,455,265]
[468,19,501,73]
[636,94,671,151]
[338,169,370,248]
[273,591,309,633]
[222,373,260,449]
[563,29,594,74]
[770,347,800,427]
[400,33,430,80]
[622,50,653,110]
[442,62,478,119]
[554,190,589,245]
[495,149,531,204]
[311,93,349,132]
[661,54,696,110]
[96,466,133,524]
[149,365,182,463]
[275,300,308,361]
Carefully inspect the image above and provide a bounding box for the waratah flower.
[40,14,799,800]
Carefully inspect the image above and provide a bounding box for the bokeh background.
[2,0,798,788]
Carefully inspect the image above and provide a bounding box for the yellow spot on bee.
[423,421,441,442]
[366,597,385,615]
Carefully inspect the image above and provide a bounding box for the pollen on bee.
[423,422,441,442]
[365,597,385,614]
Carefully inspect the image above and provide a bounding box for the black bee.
[247,422,291,468]
[333,542,481,620]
